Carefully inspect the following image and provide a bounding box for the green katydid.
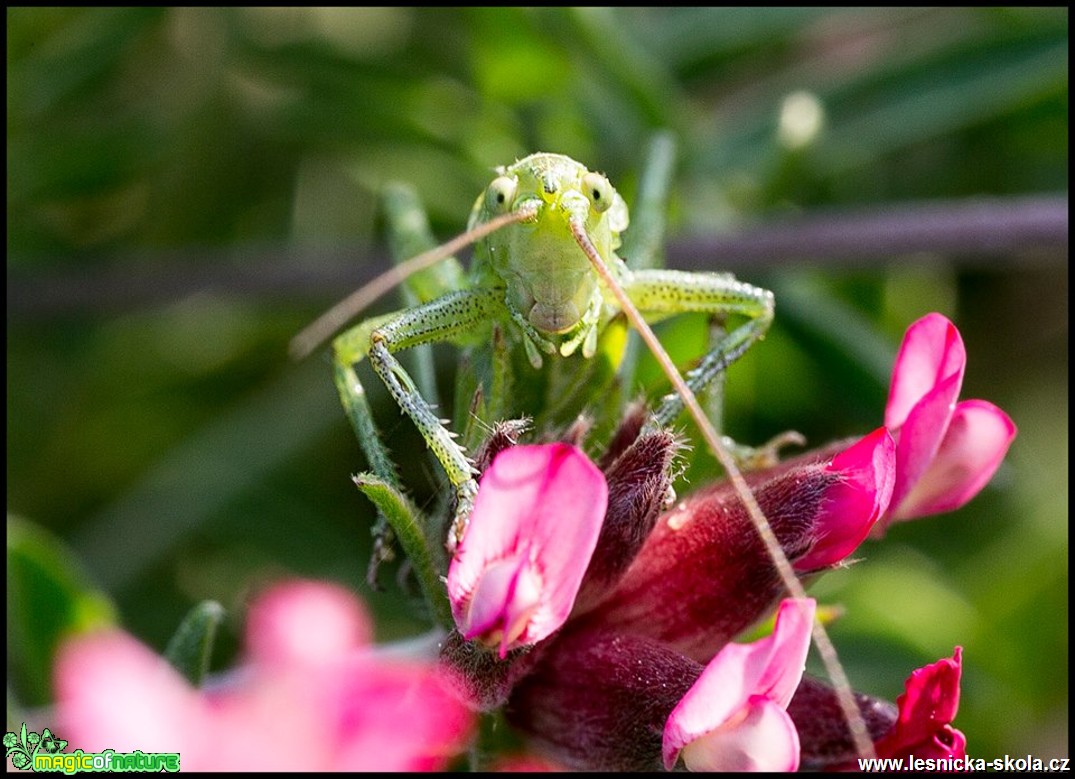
[293,142,776,545]
[291,135,876,759]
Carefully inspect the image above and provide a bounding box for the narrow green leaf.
[353,474,452,629]
[163,600,225,687]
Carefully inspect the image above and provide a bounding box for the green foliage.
[6,517,116,706]
[6,7,1067,759]
[164,600,225,687]
[353,474,451,629]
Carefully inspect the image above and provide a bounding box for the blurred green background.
[7,7,1067,762]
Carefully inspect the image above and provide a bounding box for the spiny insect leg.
[622,270,776,450]
[363,287,505,550]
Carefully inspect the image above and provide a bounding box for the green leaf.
[353,474,451,629]
[163,600,226,687]
[6,516,116,706]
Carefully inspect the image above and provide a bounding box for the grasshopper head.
[471,154,629,335]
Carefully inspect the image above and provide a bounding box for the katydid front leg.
[334,286,505,551]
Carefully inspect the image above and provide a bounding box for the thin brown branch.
[7,194,1067,321]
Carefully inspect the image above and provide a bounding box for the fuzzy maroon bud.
[570,429,894,662]
[788,675,899,770]
[574,428,678,613]
[437,629,544,712]
[597,400,649,470]
[568,465,828,662]
[471,418,530,477]
[506,628,701,771]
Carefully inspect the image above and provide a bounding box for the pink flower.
[54,580,473,771]
[54,632,203,760]
[882,313,1016,528]
[792,427,895,572]
[446,443,608,658]
[875,647,966,761]
[244,578,374,667]
[494,421,895,771]
[789,648,966,769]
[662,598,816,772]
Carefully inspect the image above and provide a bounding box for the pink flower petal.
[663,599,814,771]
[245,580,373,668]
[53,583,475,771]
[890,370,962,512]
[794,427,895,571]
[201,678,321,771]
[753,599,817,709]
[877,313,1017,528]
[54,631,199,756]
[893,400,1017,520]
[885,313,965,431]
[876,647,966,760]
[447,443,608,656]
[897,650,961,742]
[464,558,544,656]
[680,698,801,772]
[330,657,475,771]
[664,642,760,757]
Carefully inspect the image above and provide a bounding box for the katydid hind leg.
[621,269,782,462]
[618,132,678,406]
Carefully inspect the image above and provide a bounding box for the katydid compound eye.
[486,176,518,212]
[582,171,614,213]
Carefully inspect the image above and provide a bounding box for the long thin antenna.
[569,218,876,761]
[289,206,538,360]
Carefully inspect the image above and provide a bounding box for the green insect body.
[328,142,774,555]
[469,154,628,367]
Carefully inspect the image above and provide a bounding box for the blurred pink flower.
[54,580,473,771]
[881,313,1016,529]
[663,598,816,772]
[447,443,608,658]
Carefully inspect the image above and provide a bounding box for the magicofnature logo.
[5,724,180,773]
[5,723,67,769]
